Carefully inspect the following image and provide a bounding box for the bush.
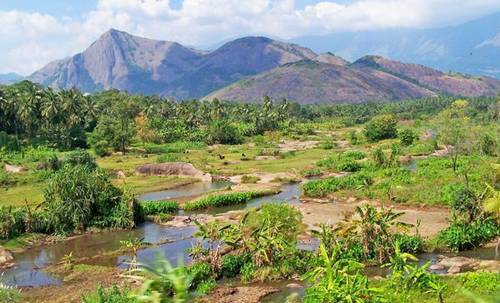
[0,207,27,239]
[240,262,255,282]
[64,150,97,170]
[398,128,417,146]
[195,278,216,295]
[438,218,500,251]
[43,165,137,233]
[364,114,398,142]
[0,131,20,151]
[394,234,424,254]
[82,284,133,303]
[93,140,109,157]
[183,190,275,211]
[221,254,245,278]
[140,200,179,215]
[188,262,214,288]
[207,121,242,145]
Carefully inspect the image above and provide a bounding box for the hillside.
[206,56,500,104]
[28,30,315,99]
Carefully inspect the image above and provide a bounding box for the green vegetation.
[182,190,276,211]
[0,81,499,302]
[140,200,179,216]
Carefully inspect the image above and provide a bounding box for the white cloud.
[1,0,500,75]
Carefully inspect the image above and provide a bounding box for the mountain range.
[27,27,500,104]
[0,73,23,85]
[291,12,500,79]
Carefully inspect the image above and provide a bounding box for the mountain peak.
[314,52,349,66]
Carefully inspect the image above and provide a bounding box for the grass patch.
[73,264,109,273]
[140,200,179,215]
[112,175,198,194]
[241,175,261,184]
[302,172,373,197]
[183,190,278,211]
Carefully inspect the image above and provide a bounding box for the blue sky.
[1,0,499,75]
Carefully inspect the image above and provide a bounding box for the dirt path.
[299,200,449,237]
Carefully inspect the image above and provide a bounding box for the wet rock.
[4,164,26,173]
[431,256,500,274]
[286,283,302,288]
[0,246,14,268]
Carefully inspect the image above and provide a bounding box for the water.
[1,182,301,287]
[2,223,198,287]
[136,181,233,201]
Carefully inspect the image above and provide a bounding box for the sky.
[1,0,500,75]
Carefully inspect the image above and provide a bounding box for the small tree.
[435,100,474,172]
[398,128,417,146]
[364,114,398,142]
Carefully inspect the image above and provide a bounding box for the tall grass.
[140,200,179,215]
[302,172,373,198]
[183,190,277,211]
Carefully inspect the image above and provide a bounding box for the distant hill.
[0,73,23,85]
[27,27,500,103]
[28,29,315,99]
[206,56,500,104]
[290,12,500,79]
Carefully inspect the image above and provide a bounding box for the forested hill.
[27,29,500,103]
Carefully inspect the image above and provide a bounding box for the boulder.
[4,164,26,173]
[116,170,126,179]
[135,162,211,181]
[0,246,14,268]
[431,256,500,274]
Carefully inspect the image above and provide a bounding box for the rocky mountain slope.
[28,29,500,103]
[28,30,315,98]
[207,56,500,104]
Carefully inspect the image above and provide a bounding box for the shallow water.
[1,182,301,287]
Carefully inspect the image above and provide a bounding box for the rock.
[0,246,14,268]
[399,155,413,164]
[135,162,211,181]
[116,170,126,179]
[346,197,357,203]
[4,164,26,173]
[286,283,302,288]
[430,256,497,274]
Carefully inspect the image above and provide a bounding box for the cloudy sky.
[2,0,500,75]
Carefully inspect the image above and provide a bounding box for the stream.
[1,181,301,287]
[1,179,498,300]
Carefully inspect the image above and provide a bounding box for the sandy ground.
[299,199,449,237]
[278,140,319,152]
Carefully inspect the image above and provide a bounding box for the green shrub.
[221,254,245,278]
[188,262,214,288]
[207,121,242,145]
[81,284,133,303]
[140,200,179,215]
[183,190,275,211]
[0,207,27,239]
[398,128,417,146]
[0,131,21,151]
[301,168,322,178]
[93,140,109,157]
[240,262,255,282]
[43,165,137,233]
[393,234,424,254]
[438,218,500,251]
[195,278,216,295]
[364,114,398,142]
[460,271,500,293]
[64,150,97,170]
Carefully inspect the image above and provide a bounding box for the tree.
[435,99,474,172]
[398,128,417,146]
[364,114,398,142]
